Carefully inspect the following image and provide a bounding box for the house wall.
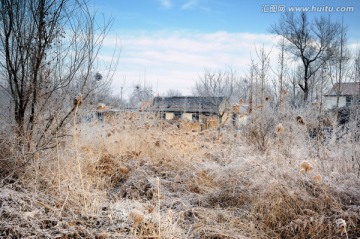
[221,112,230,124]
[165,112,174,120]
[204,115,219,129]
[163,111,228,130]
[182,113,193,121]
[323,96,346,110]
[219,99,230,115]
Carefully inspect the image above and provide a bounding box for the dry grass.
[0,109,359,238]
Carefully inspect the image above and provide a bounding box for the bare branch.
[271,12,341,102]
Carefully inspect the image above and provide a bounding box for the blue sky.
[92,0,360,98]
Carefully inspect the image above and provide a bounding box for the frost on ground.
[0,108,359,238]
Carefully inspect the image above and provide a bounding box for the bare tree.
[272,37,288,107]
[129,84,153,107]
[351,50,360,139]
[253,44,272,105]
[95,87,125,109]
[193,67,236,100]
[247,63,256,113]
[354,50,360,81]
[193,67,235,123]
[271,12,341,103]
[246,47,273,110]
[166,89,183,97]
[232,77,249,102]
[327,19,351,116]
[0,0,115,151]
[350,49,360,122]
[288,65,304,107]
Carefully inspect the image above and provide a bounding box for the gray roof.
[151,96,226,113]
[325,82,360,96]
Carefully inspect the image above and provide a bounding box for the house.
[231,100,250,127]
[95,103,120,122]
[324,82,360,110]
[139,101,152,112]
[151,96,230,128]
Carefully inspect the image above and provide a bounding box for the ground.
[0,110,359,238]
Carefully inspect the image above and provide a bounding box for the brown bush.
[1,110,359,238]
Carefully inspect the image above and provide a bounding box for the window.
[346,96,352,107]
[97,112,104,121]
[192,113,199,122]
[174,112,182,119]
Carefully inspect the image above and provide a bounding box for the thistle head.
[300,161,313,173]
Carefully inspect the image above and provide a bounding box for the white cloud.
[181,0,198,9]
[99,30,281,98]
[158,0,172,9]
[181,0,211,12]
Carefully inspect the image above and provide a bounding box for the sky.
[91,0,360,99]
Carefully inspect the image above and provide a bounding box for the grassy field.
[0,106,359,238]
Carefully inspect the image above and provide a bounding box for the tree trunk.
[15,103,25,138]
[299,64,310,103]
[304,78,309,102]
